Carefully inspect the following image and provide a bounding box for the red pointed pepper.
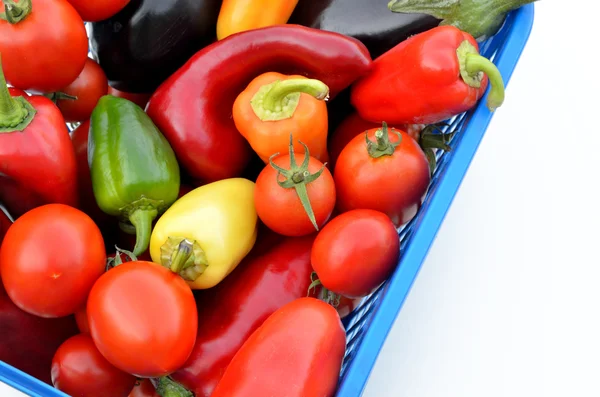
[170,234,316,397]
[0,57,78,219]
[146,24,372,184]
[351,25,505,125]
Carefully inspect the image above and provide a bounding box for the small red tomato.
[334,123,431,227]
[0,0,89,92]
[51,334,137,397]
[55,58,109,123]
[255,142,336,237]
[211,297,346,397]
[311,209,400,298]
[87,261,198,378]
[66,0,131,22]
[108,86,151,109]
[0,204,106,318]
[129,379,160,397]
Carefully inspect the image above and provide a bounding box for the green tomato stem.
[155,377,193,397]
[0,0,32,24]
[365,122,402,159]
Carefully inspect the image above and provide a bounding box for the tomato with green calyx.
[334,122,431,227]
[0,0,89,92]
[87,260,197,378]
[52,334,137,397]
[50,58,109,123]
[255,135,336,237]
[311,209,400,299]
[0,204,106,318]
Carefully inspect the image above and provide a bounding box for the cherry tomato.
[55,58,109,123]
[87,261,198,378]
[334,124,431,227]
[255,151,336,237]
[211,297,346,397]
[129,380,160,397]
[52,334,137,397]
[108,86,151,109]
[328,113,424,170]
[0,204,106,318]
[0,0,89,92]
[311,209,400,298]
[66,0,130,22]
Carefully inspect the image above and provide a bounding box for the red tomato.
[311,209,400,298]
[87,261,198,378]
[334,125,431,227]
[328,113,424,170]
[211,297,346,397]
[0,285,79,385]
[108,86,151,109]
[0,0,89,92]
[66,0,130,22]
[7,87,29,97]
[255,153,336,237]
[75,305,90,334]
[56,58,109,123]
[129,380,160,397]
[0,204,106,318]
[51,334,137,397]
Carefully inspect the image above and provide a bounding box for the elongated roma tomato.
[0,0,89,92]
[334,123,430,227]
[87,261,197,378]
[0,204,106,318]
[311,209,400,298]
[211,297,346,397]
[51,334,137,397]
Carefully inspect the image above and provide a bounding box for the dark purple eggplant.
[89,0,222,93]
[289,0,440,59]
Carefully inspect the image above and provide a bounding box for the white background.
[2,1,598,397]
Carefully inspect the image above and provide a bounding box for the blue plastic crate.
[0,4,534,397]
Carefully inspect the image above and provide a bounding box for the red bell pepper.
[351,25,505,125]
[0,58,78,219]
[170,234,316,397]
[0,284,79,385]
[210,297,347,397]
[146,24,372,184]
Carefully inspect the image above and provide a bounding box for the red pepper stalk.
[0,55,79,218]
[351,25,506,125]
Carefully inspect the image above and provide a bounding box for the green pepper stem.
[160,237,208,281]
[465,53,505,111]
[0,53,35,133]
[251,78,329,121]
[169,239,194,274]
[1,0,32,24]
[366,122,402,159]
[129,208,158,257]
[155,377,193,397]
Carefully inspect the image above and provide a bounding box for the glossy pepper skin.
[211,297,347,397]
[217,0,298,40]
[146,24,372,184]
[170,234,316,397]
[351,26,506,125]
[289,0,439,59]
[0,59,79,219]
[89,0,222,93]
[89,95,180,257]
[233,72,330,164]
[149,178,258,290]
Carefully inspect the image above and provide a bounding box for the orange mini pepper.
[217,0,299,40]
[233,72,330,164]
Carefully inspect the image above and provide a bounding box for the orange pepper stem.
[251,78,329,122]
[269,134,327,231]
[366,122,402,158]
[457,40,505,111]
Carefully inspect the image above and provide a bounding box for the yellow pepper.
[216,0,299,41]
[149,178,258,289]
